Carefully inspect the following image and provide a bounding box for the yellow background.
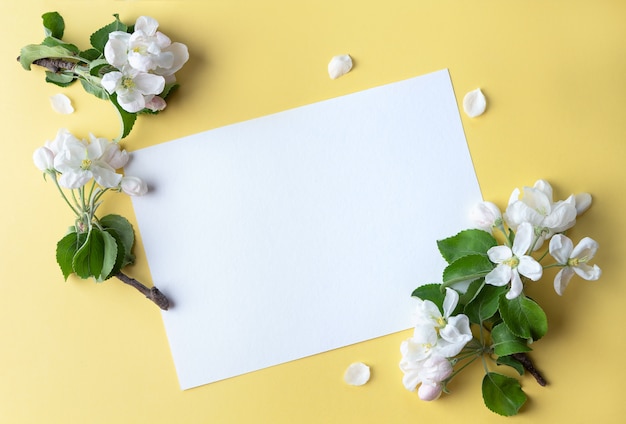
[1,0,624,422]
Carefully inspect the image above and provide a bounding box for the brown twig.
[16,56,78,73]
[115,271,170,311]
[512,352,547,386]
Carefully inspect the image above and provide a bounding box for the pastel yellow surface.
[1,1,624,422]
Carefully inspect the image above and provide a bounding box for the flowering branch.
[401,180,600,416]
[34,128,169,310]
[18,12,189,139]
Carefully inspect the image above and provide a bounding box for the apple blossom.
[485,222,543,299]
[54,137,122,189]
[101,67,165,113]
[504,180,577,243]
[549,234,601,295]
[104,16,189,82]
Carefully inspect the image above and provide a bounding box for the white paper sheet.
[126,69,482,390]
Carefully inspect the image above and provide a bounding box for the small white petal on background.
[328,54,353,79]
[343,362,370,386]
[49,93,74,114]
[462,88,487,118]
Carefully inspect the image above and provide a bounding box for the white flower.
[470,201,502,232]
[104,16,189,81]
[54,137,122,189]
[411,288,472,357]
[485,222,543,299]
[549,235,601,295]
[120,176,148,196]
[101,67,165,113]
[504,180,577,243]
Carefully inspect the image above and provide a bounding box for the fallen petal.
[462,88,486,118]
[328,54,353,79]
[343,362,370,386]
[50,93,74,114]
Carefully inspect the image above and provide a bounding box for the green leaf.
[491,322,532,356]
[79,48,102,61]
[99,214,135,268]
[19,44,76,70]
[499,294,548,341]
[482,372,526,416]
[99,229,119,281]
[79,77,109,100]
[110,94,137,139]
[437,229,497,264]
[458,278,485,306]
[56,231,86,280]
[464,284,506,324]
[89,58,112,76]
[45,71,75,87]
[41,36,80,54]
[496,355,525,376]
[90,14,127,53]
[103,228,129,279]
[160,83,179,99]
[72,227,117,281]
[442,254,494,287]
[411,283,445,312]
[42,12,64,39]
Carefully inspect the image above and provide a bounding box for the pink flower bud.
[121,176,148,196]
[418,382,443,401]
[470,201,501,231]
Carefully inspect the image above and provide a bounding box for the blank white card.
[126,69,482,390]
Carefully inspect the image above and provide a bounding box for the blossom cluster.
[102,16,189,113]
[400,288,472,400]
[402,180,601,416]
[473,179,601,298]
[33,128,147,196]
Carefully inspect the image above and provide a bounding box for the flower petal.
[49,93,74,114]
[343,362,370,386]
[135,16,159,36]
[518,256,543,281]
[512,222,534,256]
[549,234,573,264]
[505,270,524,300]
[571,237,599,261]
[574,193,592,215]
[573,264,601,281]
[554,267,575,295]
[487,245,512,263]
[328,54,353,79]
[442,288,459,319]
[133,72,165,95]
[485,264,511,287]
[462,88,487,118]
